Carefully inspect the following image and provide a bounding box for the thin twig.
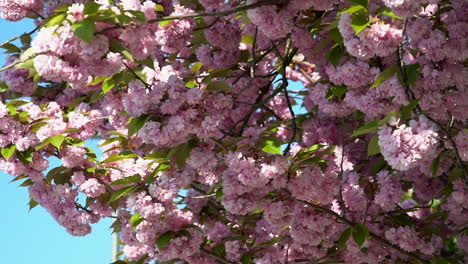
[0,52,43,73]
[200,248,235,264]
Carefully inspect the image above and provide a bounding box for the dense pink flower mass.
[0,0,467,263]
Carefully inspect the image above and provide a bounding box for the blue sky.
[0,21,113,256]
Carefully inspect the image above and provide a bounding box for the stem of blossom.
[122,61,151,88]
[282,37,298,155]
[283,190,431,264]
[98,0,288,34]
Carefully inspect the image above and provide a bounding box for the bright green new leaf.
[1,145,16,160]
[102,152,138,163]
[260,137,282,155]
[48,134,65,149]
[190,62,203,73]
[109,185,139,203]
[351,12,370,34]
[101,76,116,94]
[72,19,96,43]
[45,12,67,27]
[367,134,380,156]
[376,7,402,19]
[241,34,254,45]
[341,5,367,14]
[370,66,397,89]
[130,213,144,229]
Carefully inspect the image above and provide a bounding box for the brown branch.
[0,52,43,73]
[0,25,39,49]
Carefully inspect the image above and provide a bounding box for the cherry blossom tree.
[0,0,467,263]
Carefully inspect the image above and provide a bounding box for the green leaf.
[352,120,381,137]
[376,7,402,19]
[84,1,100,15]
[110,174,141,186]
[1,145,16,160]
[241,253,252,264]
[241,34,254,45]
[54,3,72,12]
[367,134,380,156]
[0,81,8,93]
[72,19,96,43]
[212,243,226,256]
[109,185,139,203]
[127,115,149,137]
[341,5,367,14]
[352,223,369,247]
[20,34,32,47]
[260,137,282,155]
[45,12,67,27]
[101,76,116,94]
[185,80,196,88]
[431,155,441,177]
[109,39,134,62]
[190,62,203,73]
[350,0,368,8]
[328,28,343,43]
[338,227,352,248]
[327,44,345,66]
[29,197,38,211]
[397,63,420,87]
[130,213,144,229]
[400,99,420,120]
[0,43,21,54]
[156,232,175,250]
[205,80,232,92]
[48,134,65,149]
[370,66,397,89]
[351,12,370,34]
[102,152,138,163]
[16,149,33,163]
[167,139,196,168]
[327,85,347,100]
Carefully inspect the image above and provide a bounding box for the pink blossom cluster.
[0,0,467,263]
[378,116,439,171]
